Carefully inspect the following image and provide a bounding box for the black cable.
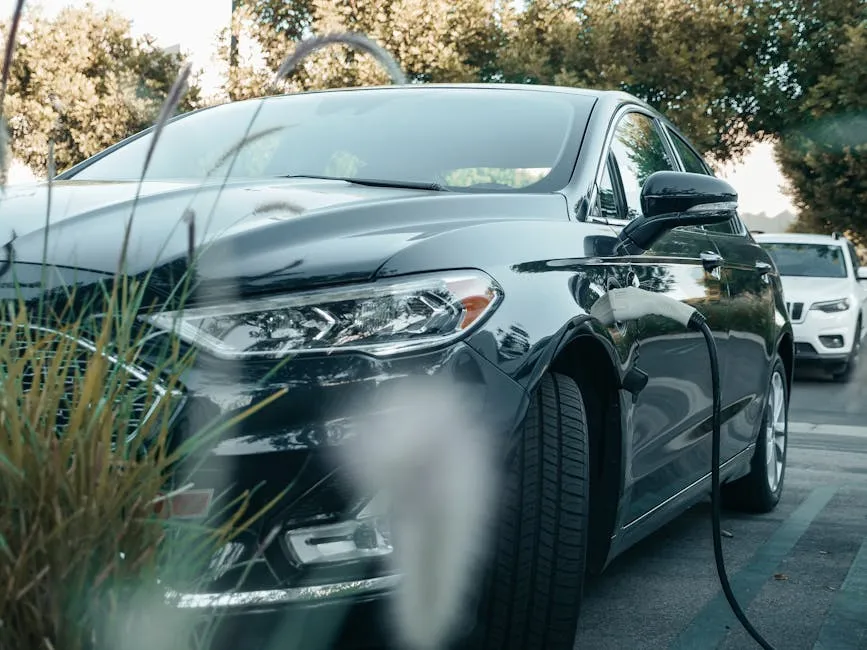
[688,312,776,650]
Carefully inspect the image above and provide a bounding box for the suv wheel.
[722,354,788,513]
[467,372,590,650]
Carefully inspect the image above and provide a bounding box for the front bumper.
[790,304,858,361]
[793,342,850,364]
[177,590,396,650]
[166,576,400,650]
[1,266,530,648]
[168,575,401,611]
[154,339,528,624]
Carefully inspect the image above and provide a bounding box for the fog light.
[819,335,845,349]
[284,493,393,566]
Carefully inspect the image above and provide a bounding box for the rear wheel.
[722,355,788,513]
[468,372,590,650]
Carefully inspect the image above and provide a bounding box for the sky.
[0,0,797,217]
[1,0,228,93]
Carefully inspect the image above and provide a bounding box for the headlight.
[810,298,850,313]
[143,270,502,359]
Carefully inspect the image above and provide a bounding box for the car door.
[663,123,774,462]
[592,108,728,525]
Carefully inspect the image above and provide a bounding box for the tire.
[831,319,860,382]
[722,355,788,513]
[468,372,590,650]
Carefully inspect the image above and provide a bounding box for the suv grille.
[7,326,178,444]
[786,301,805,321]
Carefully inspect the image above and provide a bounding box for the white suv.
[755,232,867,381]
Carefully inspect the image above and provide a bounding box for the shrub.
[0,279,284,650]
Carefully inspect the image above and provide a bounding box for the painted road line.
[813,534,867,649]
[789,422,867,438]
[669,486,838,650]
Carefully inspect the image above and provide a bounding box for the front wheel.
[722,355,788,513]
[469,372,591,650]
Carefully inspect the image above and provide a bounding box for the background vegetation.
[2,4,200,174]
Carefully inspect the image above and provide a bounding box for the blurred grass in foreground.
[0,282,284,650]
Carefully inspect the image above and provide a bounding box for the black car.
[3,84,793,650]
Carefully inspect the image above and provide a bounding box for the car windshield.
[66,87,595,192]
[760,242,848,278]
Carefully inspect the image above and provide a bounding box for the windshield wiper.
[284,174,447,192]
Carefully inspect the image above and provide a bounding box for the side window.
[666,125,739,236]
[667,128,708,175]
[847,242,862,273]
[596,154,621,221]
[609,112,675,220]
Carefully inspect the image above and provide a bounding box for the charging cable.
[590,286,776,650]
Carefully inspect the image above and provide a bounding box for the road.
[574,359,867,649]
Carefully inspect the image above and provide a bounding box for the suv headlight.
[810,298,851,313]
[143,270,502,359]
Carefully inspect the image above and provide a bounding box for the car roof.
[753,232,849,246]
[258,82,651,110]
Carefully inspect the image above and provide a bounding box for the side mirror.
[857,267,867,281]
[616,171,738,254]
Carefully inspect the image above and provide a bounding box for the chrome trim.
[686,201,738,213]
[622,444,755,531]
[166,575,400,609]
[584,103,658,224]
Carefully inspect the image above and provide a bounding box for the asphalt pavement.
[575,359,867,650]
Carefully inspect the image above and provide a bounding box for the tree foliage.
[498,0,798,164]
[2,5,200,175]
[222,0,503,99]
[773,4,867,242]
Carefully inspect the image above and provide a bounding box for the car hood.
[780,276,852,305]
[0,178,568,297]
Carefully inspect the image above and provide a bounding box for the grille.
[6,325,176,444]
[795,342,817,356]
[786,302,805,321]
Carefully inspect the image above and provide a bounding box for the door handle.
[755,261,773,276]
[700,251,724,272]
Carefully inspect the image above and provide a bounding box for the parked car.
[755,232,867,381]
[1,84,794,650]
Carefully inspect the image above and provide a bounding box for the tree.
[2,5,201,175]
[220,0,315,100]
[222,0,504,99]
[776,16,867,244]
[498,0,789,164]
[498,0,867,239]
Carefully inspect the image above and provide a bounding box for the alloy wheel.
[765,371,787,492]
